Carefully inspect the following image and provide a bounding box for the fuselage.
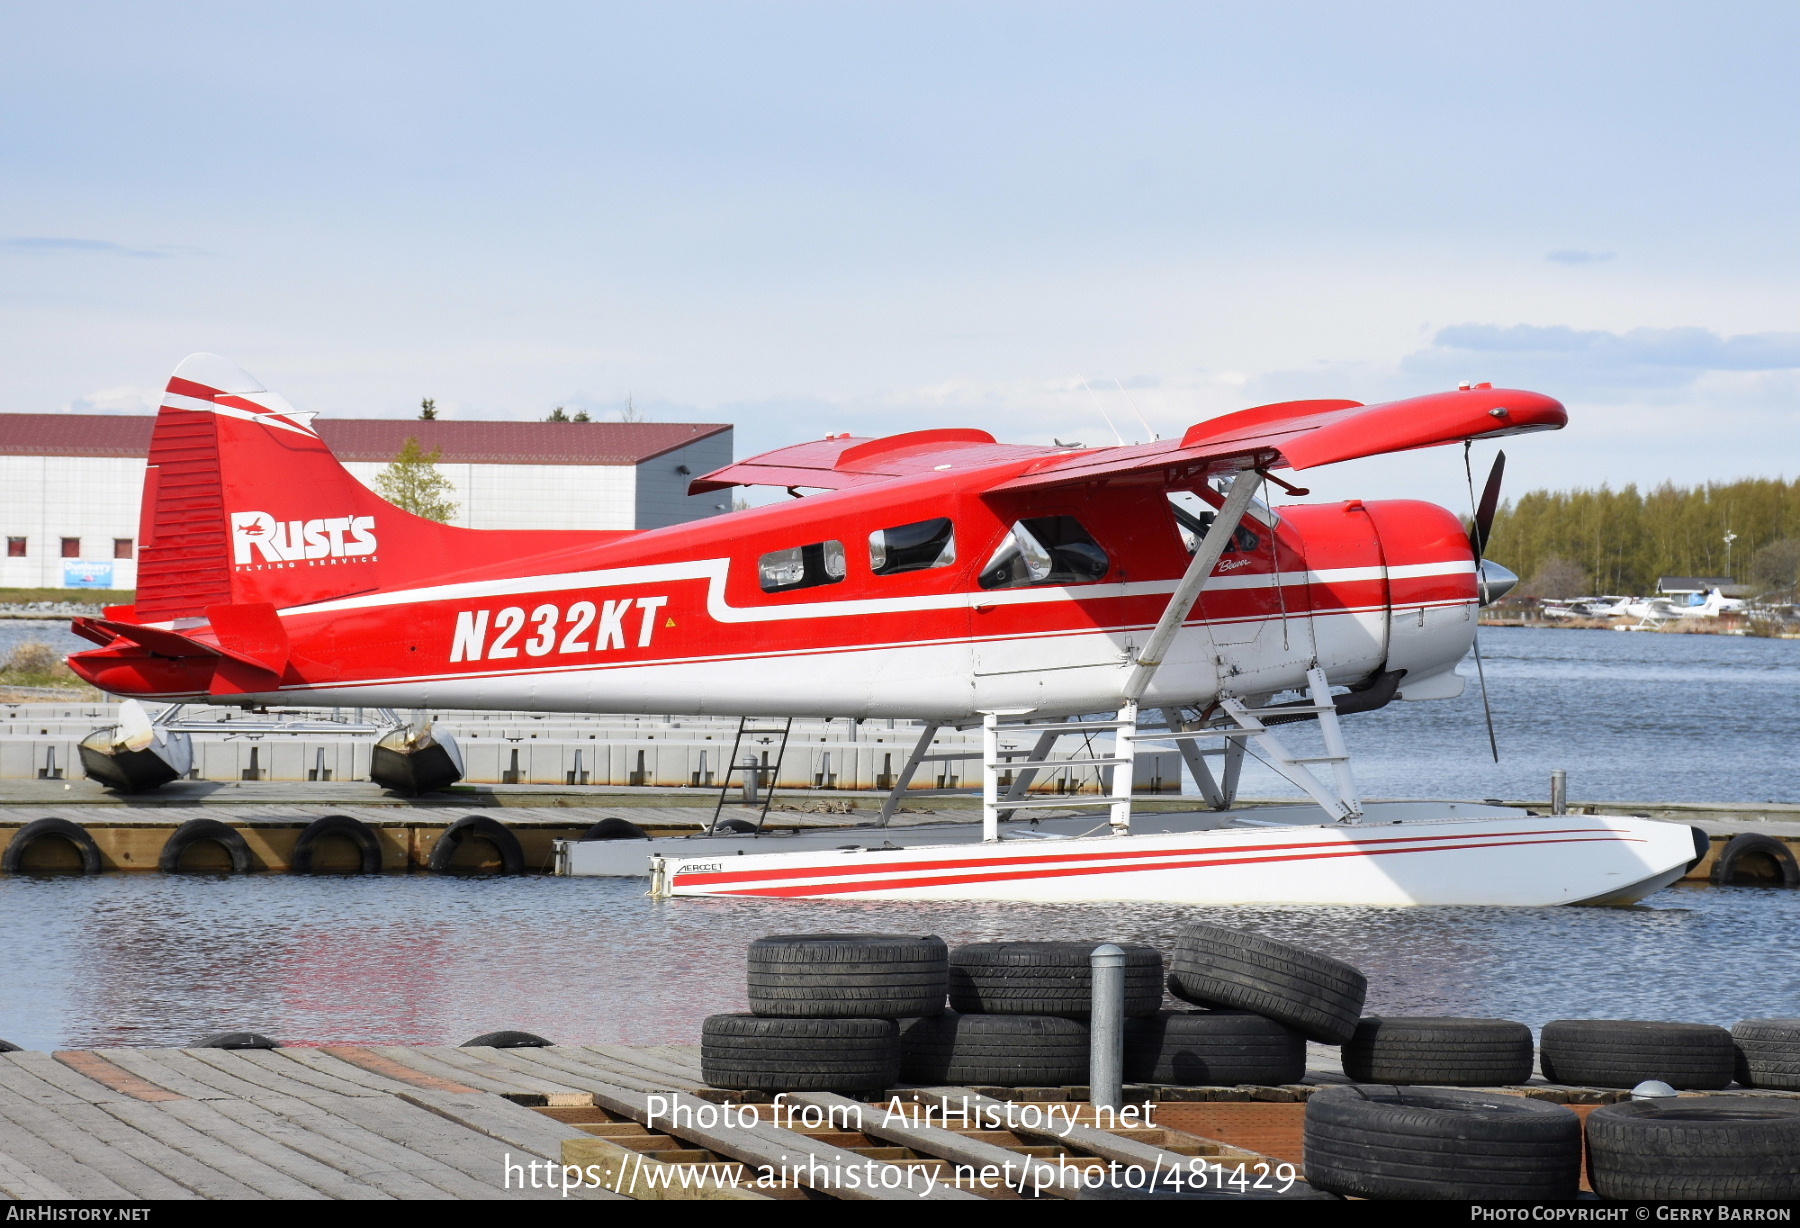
[75,453,1480,721]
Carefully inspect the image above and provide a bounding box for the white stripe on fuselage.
[273,558,1474,625]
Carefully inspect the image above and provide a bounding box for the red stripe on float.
[673,826,1612,888]
[699,834,1641,897]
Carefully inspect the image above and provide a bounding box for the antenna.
[1112,378,1159,441]
[1079,380,1127,446]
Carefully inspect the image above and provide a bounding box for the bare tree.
[1750,538,1800,598]
[1518,555,1589,599]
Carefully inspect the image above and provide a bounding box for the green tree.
[1486,477,1800,594]
[419,397,437,420]
[546,406,570,422]
[374,436,459,522]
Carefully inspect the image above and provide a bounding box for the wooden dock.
[6,1041,1797,1199]
[0,1042,1307,1201]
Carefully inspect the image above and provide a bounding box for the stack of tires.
[900,941,1164,1087]
[1142,923,1368,1088]
[1305,1015,1800,1199]
[701,933,947,1094]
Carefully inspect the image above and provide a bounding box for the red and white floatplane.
[73,355,1704,907]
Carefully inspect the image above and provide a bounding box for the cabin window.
[869,517,956,575]
[1167,492,1260,555]
[978,516,1110,589]
[759,540,846,593]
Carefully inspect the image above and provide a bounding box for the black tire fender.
[703,1014,899,1093]
[1731,1018,1800,1091]
[1167,923,1367,1045]
[1540,1019,1735,1090]
[748,933,948,1019]
[195,1032,282,1049]
[1124,1010,1306,1086]
[1342,1016,1535,1087]
[578,817,649,841]
[1585,1096,1800,1200]
[1711,833,1799,886]
[159,819,254,874]
[462,1030,553,1048]
[290,814,384,875]
[899,1012,1091,1087]
[427,815,525,874]
[3,817,103,875]
[949,941,1164,1018]
[1304,1085,1582,1201]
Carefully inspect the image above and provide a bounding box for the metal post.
[878,721,942,827]
[741,755,759,805]
[1550,769,1567,816]
[1089,944,1125,1112]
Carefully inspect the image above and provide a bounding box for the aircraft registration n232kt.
[68,353,1704,907]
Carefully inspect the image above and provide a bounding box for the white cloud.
[61,386,158,414]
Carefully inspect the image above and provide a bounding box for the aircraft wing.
[688,429,1060,493]
[691,387,1565,496]
[989,387,1565,494]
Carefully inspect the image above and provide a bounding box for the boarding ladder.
[708,718,793,834]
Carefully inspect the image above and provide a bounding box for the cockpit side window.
[869,517,956,575]
[1167,492,1260,555]
[978,516,1110,589]
[759,540,846,592]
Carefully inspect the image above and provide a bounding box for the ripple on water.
[1,874,1795,1052]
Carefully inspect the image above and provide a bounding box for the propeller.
[1463,444,1504,763]
[1468,450,1506,560]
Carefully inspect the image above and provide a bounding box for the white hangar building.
[0,414,735,591]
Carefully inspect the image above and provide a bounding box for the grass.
[0,640,91,692]
[0,587,135,605]
[0,587,133,605]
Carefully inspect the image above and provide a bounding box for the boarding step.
[988,757,1130,771]
[993,720,1133,734]
[1125,728,1255,742]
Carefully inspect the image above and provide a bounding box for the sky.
[4,1,1799,512]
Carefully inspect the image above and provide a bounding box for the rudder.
[134,354,388,620]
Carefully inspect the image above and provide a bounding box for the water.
[0,874,1795,1053]
[0,620,86,661]
[0,623,1794,1051]
[1233,626,1800,804]
[8,621,1796,803]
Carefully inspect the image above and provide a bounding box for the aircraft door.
[1191,500,1316,696]
[1297,501,1389,686]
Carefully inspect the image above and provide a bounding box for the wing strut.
[1122,469,1260,703]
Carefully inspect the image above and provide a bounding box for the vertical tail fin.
[135,354,387,619]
